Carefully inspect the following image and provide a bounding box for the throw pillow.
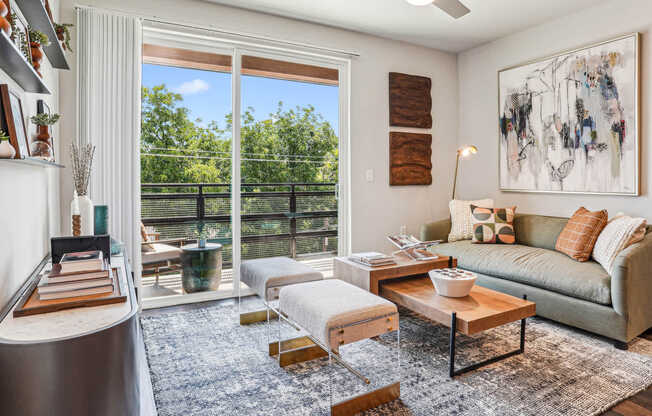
[592,214,647,273]
[448,198,494,242]
[470,205,517,244]
[555,207,608,262]
[140,223,155,252]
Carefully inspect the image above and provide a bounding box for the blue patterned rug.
[141,300,651,415]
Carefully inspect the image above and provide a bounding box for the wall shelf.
[0,31,51,94]
[14,0,70,70]
[0,157,64,168]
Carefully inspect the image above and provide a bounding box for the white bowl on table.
[428,268,477,298]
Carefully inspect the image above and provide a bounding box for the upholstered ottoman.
[239,257,323,324]
[275,279,400,415]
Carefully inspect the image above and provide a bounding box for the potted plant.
[30,112,59,160]
[0,0,10,37]
[0,129,15,159]
[53,23,72,52]
[27,28,49,77]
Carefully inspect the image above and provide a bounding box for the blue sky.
[142,64,339,132]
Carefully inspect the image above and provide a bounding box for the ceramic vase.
[0,2,10,38]
[0,140,15,158]
[30,42,43,77]
[76,195,94,235]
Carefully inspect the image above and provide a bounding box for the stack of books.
[38,250,113,300]
[349,252,396,267]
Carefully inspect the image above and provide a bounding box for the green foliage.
[28,28,50,46]
[30,113,60,125]
[54,23,74,52]
[0,129,9,142]
[141,85,338,187]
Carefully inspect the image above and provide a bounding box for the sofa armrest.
[420,218,451,243]
[610,232,652,338]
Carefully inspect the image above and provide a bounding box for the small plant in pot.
[28,28,49,77]
[0,129,15,159]
[30,113,59,160]
[53,23,73,52]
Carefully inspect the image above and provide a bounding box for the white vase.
[77,195,95,235]
[0,141,15,158]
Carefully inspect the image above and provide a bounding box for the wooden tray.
[13,268,127,318]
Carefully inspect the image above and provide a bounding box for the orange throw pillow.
[555,207,608,262]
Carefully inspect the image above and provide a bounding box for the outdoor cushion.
[141,243,182,264]
[240,257,323,301]
[279,279,397,347]
[434,240,611,305]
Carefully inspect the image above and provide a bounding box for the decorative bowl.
[428,268,477,297]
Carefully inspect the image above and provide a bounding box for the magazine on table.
[386,234,443,261]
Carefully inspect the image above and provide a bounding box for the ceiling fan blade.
[433,0,470,19]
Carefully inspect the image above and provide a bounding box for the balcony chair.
[140,223,187,287]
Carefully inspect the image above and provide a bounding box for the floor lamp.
[451,145,478,200]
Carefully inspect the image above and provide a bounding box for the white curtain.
[76,7,143,282]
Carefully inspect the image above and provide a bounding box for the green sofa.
[421,214,652,348]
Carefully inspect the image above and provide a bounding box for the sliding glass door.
[139,26,349,308]
[239,53,340,279]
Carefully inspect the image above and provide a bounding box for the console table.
[0,254,140,416]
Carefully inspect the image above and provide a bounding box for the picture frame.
[0,84,30,158]
[497,33,640,196]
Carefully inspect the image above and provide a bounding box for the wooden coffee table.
[334,253,456,295]
[381,276,536,377]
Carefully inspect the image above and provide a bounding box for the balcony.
[140,182,338,303]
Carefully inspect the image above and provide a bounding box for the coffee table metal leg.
[449,294,528,377]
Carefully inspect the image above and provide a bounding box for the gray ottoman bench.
[275,279,401,415]
[239,257,323,324]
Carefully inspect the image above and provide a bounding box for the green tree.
[141,85,338,187]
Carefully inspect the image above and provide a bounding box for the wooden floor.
[602,328,652,416]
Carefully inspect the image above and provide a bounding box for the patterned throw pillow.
[448,199,494,242]
[555,207,608,262]
[470,205,517,244]
[592,214,647,273]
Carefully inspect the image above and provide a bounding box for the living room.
[0,0,650,415]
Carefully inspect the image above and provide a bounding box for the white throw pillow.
[592,214,647,274]
[448,199,494,242]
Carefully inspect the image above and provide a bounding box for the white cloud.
[171,79,210,95]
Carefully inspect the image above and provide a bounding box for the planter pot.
[30,42,43,77]
[0,140,15,159]
[0,16,10,38]
[36,125,50,141]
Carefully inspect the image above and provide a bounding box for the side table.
[180,243,223,293]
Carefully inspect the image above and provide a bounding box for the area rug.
[140,300,652,415]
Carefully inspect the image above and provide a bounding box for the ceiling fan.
[404,0,470,19]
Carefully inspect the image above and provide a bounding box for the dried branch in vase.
[70,143,95,196]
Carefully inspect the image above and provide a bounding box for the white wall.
[0,6,61,309]
[457,0,651,219]
[58,0,459,254]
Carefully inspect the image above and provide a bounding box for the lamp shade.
[458,145,478,158]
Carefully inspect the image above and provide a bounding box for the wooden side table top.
[334,253,455,294]
[380,276,536,335]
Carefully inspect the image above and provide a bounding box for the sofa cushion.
[433,240,611,305]
[513,214,568,250]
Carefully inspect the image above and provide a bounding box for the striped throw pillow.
[555,207,608,262]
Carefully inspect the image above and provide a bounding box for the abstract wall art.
[498,34,639,195]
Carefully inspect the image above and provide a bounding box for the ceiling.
[205,0,611,52]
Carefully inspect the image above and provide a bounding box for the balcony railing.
[141,183,338,267]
